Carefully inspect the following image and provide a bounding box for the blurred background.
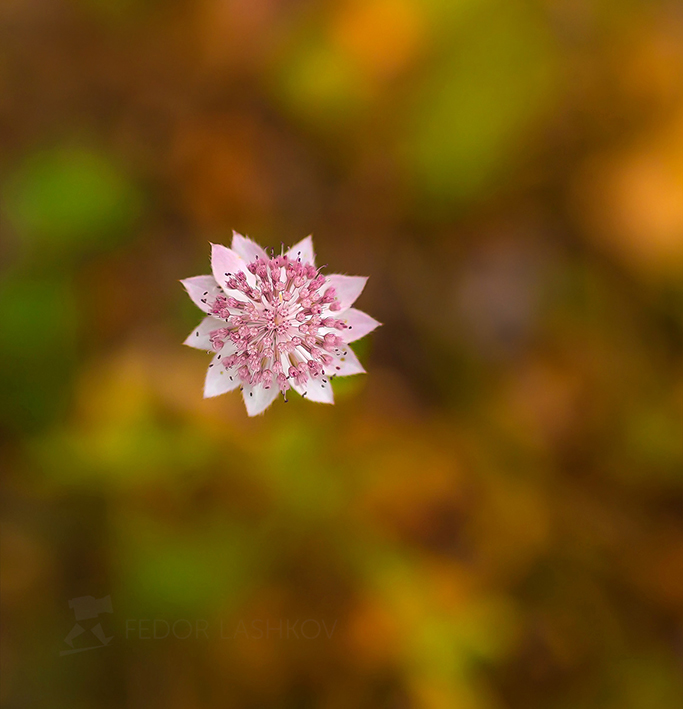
[1,0,683,707]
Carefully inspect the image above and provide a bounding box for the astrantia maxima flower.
[181,232,380,416]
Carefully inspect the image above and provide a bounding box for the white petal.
[337,308,381,343]
[285,235,315,266]
[181,275,223,314]
[325,275,367,310]
[329,347,365,377]
[289,375,334,404]
[231,231,269,264]
[242,382,279,416]
[210,243,254,290]
[183,316,228,350]
[204,352,240,398]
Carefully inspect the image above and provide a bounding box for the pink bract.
[181,232,380,416]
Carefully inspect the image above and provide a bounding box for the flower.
[181,232,381,416]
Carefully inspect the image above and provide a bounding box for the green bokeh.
[404,0,558,206]
[0,275,79,431]
[3,145,142,256]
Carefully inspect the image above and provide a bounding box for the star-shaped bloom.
[181,233,380,415]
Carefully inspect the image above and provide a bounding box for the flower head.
[181,232,380,415]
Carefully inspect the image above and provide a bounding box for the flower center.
[205,254,348,397]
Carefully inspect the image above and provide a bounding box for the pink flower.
[181,232,380,416]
